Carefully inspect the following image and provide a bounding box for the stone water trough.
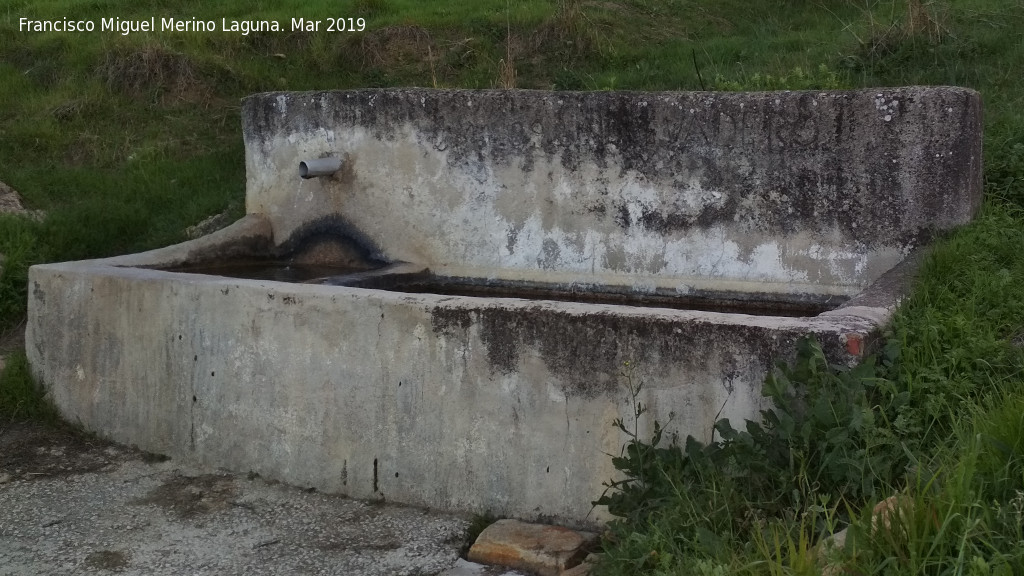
[27,87,981,525]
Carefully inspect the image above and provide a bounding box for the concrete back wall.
[242,88,981,298]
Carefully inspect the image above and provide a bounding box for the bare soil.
[0,419,148,483]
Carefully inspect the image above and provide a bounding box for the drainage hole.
[373,458,379,493]
[192,395,197,403]
[546,466,550,473]
[210,371,215,377]
[178,335,182,340]
[394,472,399,478]
[193,355,197,362]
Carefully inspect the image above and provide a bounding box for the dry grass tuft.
[530,0,607,61]
[62,132,102,166]
[496,56,517,89]
[843,0,949,59]
[96,44,210,103]
[50,99,91,123]
[351,0,391,18]
[352,25,463,87]
[356,25,436,69]
[495,2,517,89]
[904,0,945,41]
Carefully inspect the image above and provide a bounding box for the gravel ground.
[0,421,471,576]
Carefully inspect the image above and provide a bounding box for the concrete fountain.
[27,87,981,525]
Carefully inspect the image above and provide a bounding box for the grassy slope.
[2,0,1024,570]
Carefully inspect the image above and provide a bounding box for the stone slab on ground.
[0,421,470,576]
[467,519,598,576]
[437,558,528,576]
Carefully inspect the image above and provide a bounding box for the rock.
[436,558,526,576]
[0,181,43,220]
[467,519,598,576]
[816,494,916,575]
[0,181,25,214]
[871,494,912,533]
[560,561,592,576]
[185,210,233,239]
[816,527,848,576]
[820,527,848,551]
[561,552,600,576]
[821,561,848,576]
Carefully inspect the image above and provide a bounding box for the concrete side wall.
[27,260,873,524]
[242,88,981,297]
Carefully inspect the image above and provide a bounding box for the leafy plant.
[594,337,912,573]
[726,337,909,511]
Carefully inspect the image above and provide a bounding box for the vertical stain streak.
[189,362,196,451]
[376,306,386,390]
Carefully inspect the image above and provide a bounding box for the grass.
[0,353,60,423]
[1,0,1023,571]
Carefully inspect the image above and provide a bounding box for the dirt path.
[0,421,470,575]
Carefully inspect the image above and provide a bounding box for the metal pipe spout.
[299,157,342,179]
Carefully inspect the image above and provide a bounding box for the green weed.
[461,511,501,556]
[0,215,42,330]
[0,352,59,423]
[594,338,905,574]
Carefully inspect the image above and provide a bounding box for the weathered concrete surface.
[103,213,274,269]
[243,88,981,298]
[467,519,597,576]
[0,421,469,576]
[27,237,892,525]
